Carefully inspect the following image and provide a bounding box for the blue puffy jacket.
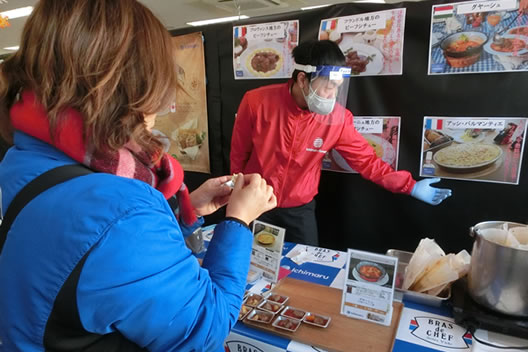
[0,132,252,352]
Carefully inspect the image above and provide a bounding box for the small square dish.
[246,309,274,324]
[244,293,264,307]
[238,305,251,320]
[281,306,307,320]
[266,293,289,305]
[258,299,284,314]
[302,312,331,328]
[272,315,301,332]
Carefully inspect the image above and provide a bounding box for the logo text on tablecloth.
[410,316,472,349]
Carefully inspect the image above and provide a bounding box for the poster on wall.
[420,116,527,184]
[318,9,406,76]
[323,117,401,173]
[153,32,210,173]
[233,20,299,80]
[429,0,528,75]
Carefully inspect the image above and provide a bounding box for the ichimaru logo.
[313,138,323,148]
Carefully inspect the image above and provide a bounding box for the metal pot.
[440,31,488,58]
[468,221,528,317]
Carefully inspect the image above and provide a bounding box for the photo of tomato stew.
[359,265,383,280]
[354,261,387,282]
[447,38,484,52]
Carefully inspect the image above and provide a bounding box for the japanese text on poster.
[323,117,400,173]
[233,20,298,80]
[319,9,406,76]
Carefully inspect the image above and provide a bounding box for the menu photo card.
[249,220,286,283]
[341,249,398,326]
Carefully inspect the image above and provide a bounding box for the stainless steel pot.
[468,221,528,317]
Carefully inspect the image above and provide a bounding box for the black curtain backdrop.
[171,0,528,255]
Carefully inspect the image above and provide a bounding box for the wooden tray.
[243,278,403,352]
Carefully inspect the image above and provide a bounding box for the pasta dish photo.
[433,143,502,169]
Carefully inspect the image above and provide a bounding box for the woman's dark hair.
[291,40,346,81]
[0,0,177,158]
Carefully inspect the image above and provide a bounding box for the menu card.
[249,220,285,283]
[341,249,398,326]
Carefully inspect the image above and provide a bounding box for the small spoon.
[493,11,522,44]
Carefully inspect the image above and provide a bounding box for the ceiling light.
[3,46,18,50]
[0,6,33,19]
[187,15,249,27]
[301,4,331,10]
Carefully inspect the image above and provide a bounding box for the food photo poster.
[233,20,299,79]
[250,221,286,283]
[429,0,528,75]
[323,117,401,173]
[420,116,527,184]
[341,249,398,326]
[153,32,210,173]
[318,9,406,76]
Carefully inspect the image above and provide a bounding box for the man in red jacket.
[231,40,451,245]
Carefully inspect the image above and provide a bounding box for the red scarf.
[10,91,197,225]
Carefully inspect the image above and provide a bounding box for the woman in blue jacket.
[0,0,277,351]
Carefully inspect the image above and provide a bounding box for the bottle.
[422,151,436,176]
[502,123,518,145]
[494,123,517,145]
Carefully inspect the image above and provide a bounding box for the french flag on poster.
[321,19,337,31]
[426,118,443,130]
[234,26,247,38]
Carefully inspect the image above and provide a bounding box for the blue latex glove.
[411,178,452,205]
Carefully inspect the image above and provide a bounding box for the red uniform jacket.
[230,81,416,208]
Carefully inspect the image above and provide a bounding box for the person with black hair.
[230,40,452,246]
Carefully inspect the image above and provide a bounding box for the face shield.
[294,63,351,124]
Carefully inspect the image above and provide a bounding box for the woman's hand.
[226,173,277,225]
[189,175,233,217]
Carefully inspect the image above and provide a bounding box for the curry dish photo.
[358,265,383,281]
[256,232,275,245]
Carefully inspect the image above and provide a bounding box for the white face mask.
[302,84,336,115]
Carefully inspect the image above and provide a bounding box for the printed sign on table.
[341,249,398,326]
[318,9,406,76]
[429,0,528,75]
[233,20,298,79]
[420,116,527,184]
[225,331,288,352]
[394,305,472,351]
[323,117,401,173]
[250,221,286,283]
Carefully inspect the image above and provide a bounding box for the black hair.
[291,40,346,81]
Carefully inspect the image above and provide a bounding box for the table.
[198,225,525,352]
